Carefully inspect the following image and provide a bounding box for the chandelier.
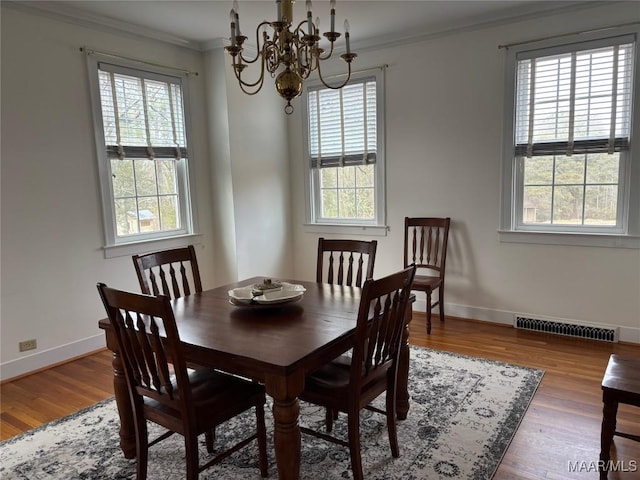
[225,0,357,114]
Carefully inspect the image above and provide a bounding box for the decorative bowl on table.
[228,279,306,306]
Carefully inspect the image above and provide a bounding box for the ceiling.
[17,0,591,51]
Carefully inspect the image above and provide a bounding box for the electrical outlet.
[19,339,37,352]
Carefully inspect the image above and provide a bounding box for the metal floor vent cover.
[514,315,618,342]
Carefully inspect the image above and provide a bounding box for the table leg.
[111,349,136,459]
[396,301,413,420]
[265,372,304,480]
[599,392,618,480]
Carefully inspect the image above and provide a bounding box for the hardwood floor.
[2,314,639,479]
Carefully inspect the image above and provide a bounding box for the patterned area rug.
[0,346,543,479]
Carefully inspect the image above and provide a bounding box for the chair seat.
[304,356,352,391]
[303,355,391,410]
[412,275,442,292]
[602,355,640,406]
[144,369,264,422]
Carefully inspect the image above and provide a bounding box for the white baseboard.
[412,298,640,344]
[0,334,106,382]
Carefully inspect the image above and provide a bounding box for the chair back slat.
[351,265,416,390]
[316,238,378,288]
[97,284,190,410]
[133,245,202,299]
[404,218,451,279]
[337,252,345,285]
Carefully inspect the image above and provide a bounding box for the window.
[501,28,640,246]
[302,70,386,229]
[87,56,196,249]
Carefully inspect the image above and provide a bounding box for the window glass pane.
[586,153,619,183]
[356,165,374,188]
[159,195,180,230]
[339,189,356,218]
[554,156,585,184]
[553,185,584,224]
[111,159,135,197]
[320,168,337,188]
[114,198,138,236]
[356,188,374,219]
[523,186,552,224]
[157,159,177,195]
[321,189,338,218]
[137,197,159,232]
[134,159,158,196]
[585,185,617,224]
[523,157,553,184]
[339,166,356,188]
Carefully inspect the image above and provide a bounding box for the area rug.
[0,346,543,479]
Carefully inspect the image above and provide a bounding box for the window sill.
[103,233,203,259]
[303,224,388,237]
[498,230,640,249]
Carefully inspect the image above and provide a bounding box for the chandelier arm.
[317,41,336,61]
[294,45,313,79]
[238,81,267,96]
[293,20,310,37]
[239,20,274,65]
[232,53,268,90]
[316,60,353,90]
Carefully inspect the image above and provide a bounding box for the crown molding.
[2,1,203,51]
[351,1,615,54]
[3,0,622,55]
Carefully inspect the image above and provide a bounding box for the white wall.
[2,2,638,382]
[224,52,293,281]
[288,3,640,342]
[0,6,292,380]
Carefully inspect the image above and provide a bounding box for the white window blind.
[308,78,377,168]
[514,38,634,157]
[98,63,188,160]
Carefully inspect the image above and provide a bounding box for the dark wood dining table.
[98,277,414,480]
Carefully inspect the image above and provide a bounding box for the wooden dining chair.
[96,283,269,480]
[299,265,416,480]
[600,354,640,479]
[316,238,378,288]
[403,217,451,334]
[132,245,202,299]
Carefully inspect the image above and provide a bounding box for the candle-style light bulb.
[229,9,236,45]
[330,0,336,32]
[306,0,313,36]
[315,16,320,35]
[344,19,351,54]
[276,0,282,22]
[233,0,241,36]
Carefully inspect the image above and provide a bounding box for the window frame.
[301,68,387,233]
[500,26,640,248]
[86,54,199,254]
